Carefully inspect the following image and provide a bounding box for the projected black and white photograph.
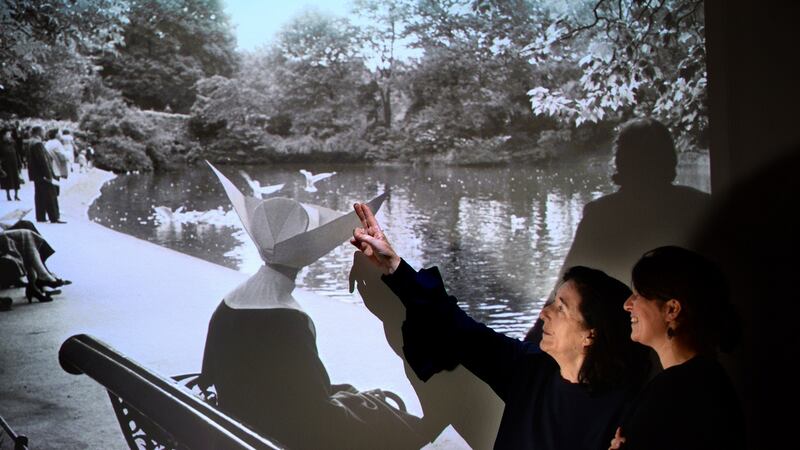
[3,0,794,449]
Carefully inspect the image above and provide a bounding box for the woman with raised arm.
[609,246,744,450]
[351,203,651,450]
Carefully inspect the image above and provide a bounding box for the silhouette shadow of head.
[555,117,711,288]
[612,117,678,189]
[527,117,711,343]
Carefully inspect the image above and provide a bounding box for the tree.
[0,0,126,117]
[399,0,541,151]
[0,47,101,119]
[0,0,126,88]
[352,0,415,128]
[524,0,708,148]
[190,74,269,138]
[271,10,369,136]
[98,0,239,113]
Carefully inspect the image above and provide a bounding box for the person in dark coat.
[350,203,652,450]
[26,127,64,224]
[1,128,21,201]
[12,121,26,169]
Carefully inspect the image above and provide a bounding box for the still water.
[89,152,709,338]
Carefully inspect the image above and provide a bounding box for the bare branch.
[556,0,608,42]
[675,0,703,28]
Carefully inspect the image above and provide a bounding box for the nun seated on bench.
[200,164,426,450]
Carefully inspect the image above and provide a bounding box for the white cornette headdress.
[207,161,387,311]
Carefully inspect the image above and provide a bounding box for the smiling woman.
[350,202,652,450]
[611,246,744,450]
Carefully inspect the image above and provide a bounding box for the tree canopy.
[524,0,707,147]
[0,0,126,89]
[97,0,238,113]
[2,0,709,169]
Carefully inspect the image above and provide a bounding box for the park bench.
[0,412,29,450]
[58,334,283,450]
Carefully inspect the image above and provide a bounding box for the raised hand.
[351,202,401,275]
[609,427,626,450]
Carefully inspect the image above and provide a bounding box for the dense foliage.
[523,0,707,147]
[97,0,238,113]
[0,0,127,118]
[2,0,708,171]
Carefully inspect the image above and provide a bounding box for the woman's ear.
[582,329,596,347]
[665,299,682,321]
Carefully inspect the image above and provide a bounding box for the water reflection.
[89,153,709,338]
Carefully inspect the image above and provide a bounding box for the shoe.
[25,284,53,303]
[0,297,11,311]
[50,220,67,224]
[15,197,20,201]
[36,278,71,289]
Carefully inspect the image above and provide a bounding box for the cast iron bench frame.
[58,334,283,450]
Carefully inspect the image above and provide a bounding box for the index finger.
[354,203,370,229]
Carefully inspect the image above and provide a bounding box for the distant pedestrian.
[12,121,26,169]
[27,127,65,224]
[76,150,88,173]
[45,129,69,180]
[0,128,21,201]
[61,129,76,173]
[85,146,95,169]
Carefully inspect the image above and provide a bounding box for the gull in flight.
[239,170,285,199]
[299,169,336,193]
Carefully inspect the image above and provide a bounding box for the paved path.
[1,170,469,449]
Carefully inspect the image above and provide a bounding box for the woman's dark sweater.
[383,259,637,450]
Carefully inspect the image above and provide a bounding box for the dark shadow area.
[692,149,800,450]
[350,252,504,450]
[702,2,800,447]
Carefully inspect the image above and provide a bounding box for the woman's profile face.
[540,280,592,362]
[624,291,668,347]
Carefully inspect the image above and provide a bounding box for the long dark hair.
[563,266,651,392]
[631,246,741,354]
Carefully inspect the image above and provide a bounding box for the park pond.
[89,152,709,338]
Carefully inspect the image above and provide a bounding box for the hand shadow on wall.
[350,251,504,450]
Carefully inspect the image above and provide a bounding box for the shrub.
[93,136,152,172]
[79,98,150,141]
[267,113,292,137]
[273,135,322,158]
